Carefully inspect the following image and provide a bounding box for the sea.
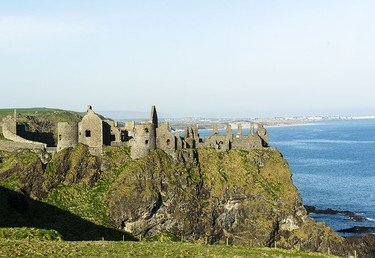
[199,119,375,235]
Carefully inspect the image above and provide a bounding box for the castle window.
[144,128,149,133]
[145,140,149,144]
[59,134,62,141]
[85,130,91,137]
[166,139,170,145]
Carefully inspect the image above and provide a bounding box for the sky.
[1,1,374,118]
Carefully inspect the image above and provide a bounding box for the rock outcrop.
[108,148,351,255]
[1,145,375,257]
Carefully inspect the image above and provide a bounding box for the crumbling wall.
[131,122,156,159]
[57,122,78,151]
[232,134,263,150]
[2,116,17,135]
[78,106,103,155]
[257,123,269,147]
[156,122,176,156]
[0,141,45,152]
[105,120,122,143]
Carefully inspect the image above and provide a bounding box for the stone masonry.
[0,105,269,158]
[57,105,269,159]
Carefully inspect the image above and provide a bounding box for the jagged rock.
[304,205,356,215]
[339,226,375,234]
[345,215,369,222]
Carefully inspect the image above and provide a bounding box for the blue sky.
[1,1,374,117]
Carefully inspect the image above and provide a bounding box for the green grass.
[0,107,82,145]
[0,240,338,258]
[0,227,61,241]
[42,145,132,227]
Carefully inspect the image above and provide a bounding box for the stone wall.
[2,116,17,134]
[57,122,78,151]
[105,120,122,143]
[78,106,103,155]
[231,134,263,150]
[204,134,231,151]
[131,123,156,159]
[257,123,269,146]
[156,122,176,156]
[0,140,45,152]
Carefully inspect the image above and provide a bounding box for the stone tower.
[78,105,104,155]
[156,122,176,156]
[57,122,78,151]
[131,122,156,159]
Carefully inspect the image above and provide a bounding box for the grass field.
[0,240,338,258]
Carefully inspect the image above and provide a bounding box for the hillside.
[0,108,82,145]
[0,142,374,256]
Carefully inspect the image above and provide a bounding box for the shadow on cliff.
[0,186,137,241]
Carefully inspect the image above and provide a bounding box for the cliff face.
[107,148,345,254]
[1,145,373,256]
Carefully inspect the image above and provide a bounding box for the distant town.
[162,115,375,131]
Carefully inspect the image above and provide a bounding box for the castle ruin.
[1,105,269,158]
[57,105,269,158]
[0,112,47,152]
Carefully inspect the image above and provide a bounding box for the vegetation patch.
[0,227,61,241]
[144,232,180,242]
[0,240,338,257]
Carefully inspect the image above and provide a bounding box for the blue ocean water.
[199,119,375,235]
[268,119,375,235]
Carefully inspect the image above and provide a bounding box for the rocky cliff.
[0,145,374,257]
[107,148,347,254]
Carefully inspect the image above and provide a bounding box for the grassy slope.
[0,240,337,258]
[0,108,82,144]
[42,145,132,227]
[0,145,136,241]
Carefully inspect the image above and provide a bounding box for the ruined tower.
[131,122,156,159]
[57,122,78,151]
[78,105,105,155]
[156,122,176,156]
